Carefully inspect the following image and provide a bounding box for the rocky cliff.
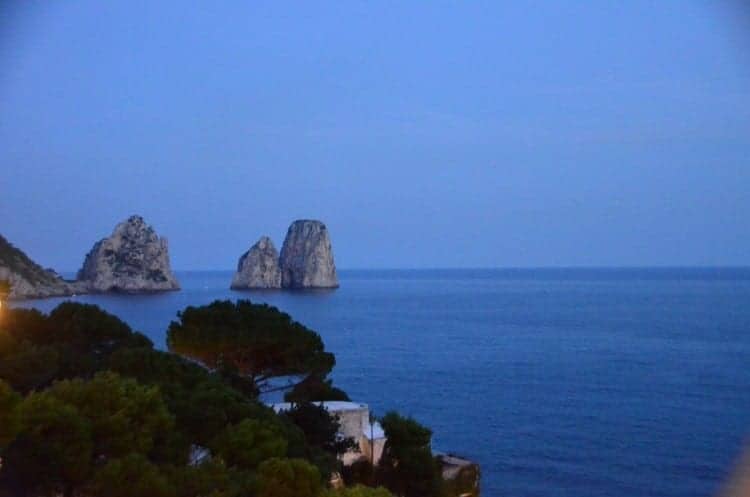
[77,215,180,293]
[279,220,338,288]
[231,236,282,289]
[437,453,481,497]
[0,234,85,299]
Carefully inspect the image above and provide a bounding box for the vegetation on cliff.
[0,236,78,299]
[377,413,443,497]
[0,236,58,287]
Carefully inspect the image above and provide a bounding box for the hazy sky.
[1,1,749,270]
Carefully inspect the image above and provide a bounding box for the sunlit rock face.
[77,215,180,293]
[231,236,282,289]
[279,220,339,289]
[0,234,85,299]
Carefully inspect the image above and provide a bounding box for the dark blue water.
[13,268,750,497]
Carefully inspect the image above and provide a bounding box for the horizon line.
[54,265,750,273]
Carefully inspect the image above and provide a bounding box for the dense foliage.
[0,301,376,497]
[325,486,394,497]
[0,300,452,497]
[284,374,351,404]
[280,402,358,478]
[167,300,335,392]
[377,413,444,497]
[341,413,446,497]
[0,372,174,497]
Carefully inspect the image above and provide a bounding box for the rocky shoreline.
[1,215,179,300]
[2,216,340,300]
[0,234,85,300]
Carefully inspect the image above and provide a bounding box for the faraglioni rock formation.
[231,236,282,289]
[279,220,339,288]
[0,234,86,299]
[77,215,180,293]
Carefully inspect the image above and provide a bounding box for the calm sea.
[13,268,750,497]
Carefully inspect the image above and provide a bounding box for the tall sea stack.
[231,236,282,289]
[77,215,180,293]
[279,220,339,289]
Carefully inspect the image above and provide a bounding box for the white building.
[270,401,387,466]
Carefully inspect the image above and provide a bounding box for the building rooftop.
[269,401,385,439]
[270,401,369,413]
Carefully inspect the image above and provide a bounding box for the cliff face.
[0,234,85,300]
[77,215,180,293]
[279,220,338,289]
[437,453,481,497]
[231,236,282,289]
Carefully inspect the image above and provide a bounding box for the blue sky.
[1,1,749,269]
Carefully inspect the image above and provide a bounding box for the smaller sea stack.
[231,236,282,289]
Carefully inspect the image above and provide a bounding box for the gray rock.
[437,453,481,497]
[0,234,85,300]
[231,236,282,289]
[77,215,180,293]
[279,220,339,289]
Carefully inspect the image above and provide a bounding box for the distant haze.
[1,1,749,270]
